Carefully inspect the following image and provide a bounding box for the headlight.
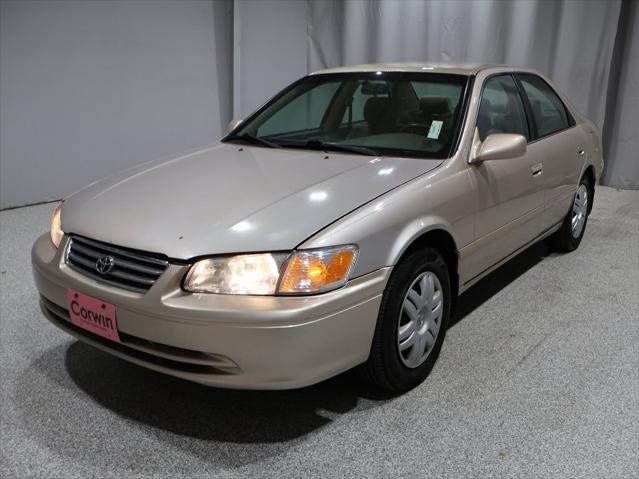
[183,245,358,295]
[183,253,287,294]
[50,204,63,248]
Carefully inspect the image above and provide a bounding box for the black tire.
[360,247,451,392]
[546,174,592,252]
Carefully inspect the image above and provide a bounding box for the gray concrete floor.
[1,186,638,479]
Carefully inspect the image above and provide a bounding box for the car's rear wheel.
[360,248,451,392]
[546,174,592,252]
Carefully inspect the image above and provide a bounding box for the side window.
[477,75,529,141]
[518,74,571,137]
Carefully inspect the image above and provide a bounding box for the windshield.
[225,72,469,159]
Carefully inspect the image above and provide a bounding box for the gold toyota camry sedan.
[32,63,603,391]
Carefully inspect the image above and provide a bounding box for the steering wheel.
[399,123,429,135]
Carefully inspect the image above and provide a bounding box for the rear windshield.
[225,72,469,159]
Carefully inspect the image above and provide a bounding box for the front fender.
[385,217,459,268]
[299,166,474,279]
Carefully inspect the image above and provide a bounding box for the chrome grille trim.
[65,235,169,293]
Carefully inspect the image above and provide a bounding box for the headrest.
[477,98,493,139]
[480,97,492,108]
[529,98,542,115]
[420,96,452,115]
[364,97,390,123]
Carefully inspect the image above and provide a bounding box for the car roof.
[310,62,499,76]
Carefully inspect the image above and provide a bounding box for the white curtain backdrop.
[1,0,636,209]
[0,0,234,209]
[602,0,638,188]
[306,0,637,188]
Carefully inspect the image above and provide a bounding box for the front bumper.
[32,234,389,389]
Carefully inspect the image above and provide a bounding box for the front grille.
[66,235,169,293]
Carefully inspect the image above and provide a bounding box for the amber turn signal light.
[278,246,358,294]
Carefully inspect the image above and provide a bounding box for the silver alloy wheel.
[397,271,443,368]
[571,184,588,238]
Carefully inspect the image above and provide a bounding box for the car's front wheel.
[360,248,451,392]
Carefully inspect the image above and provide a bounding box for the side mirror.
[472,133,527,163]
[226,118,243,133]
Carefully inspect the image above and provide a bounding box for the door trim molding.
[459,221,562,294]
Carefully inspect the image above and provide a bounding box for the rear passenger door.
[515,74,583,229]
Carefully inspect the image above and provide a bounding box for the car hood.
[62,143,442,259]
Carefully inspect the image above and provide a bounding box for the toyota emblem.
[95,255,115,274]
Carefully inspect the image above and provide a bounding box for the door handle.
[578,149,585,156]
[531,163,543,176]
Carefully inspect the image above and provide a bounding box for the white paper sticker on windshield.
[427,120,443,139]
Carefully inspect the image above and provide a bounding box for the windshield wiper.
[301,140,379,156]
[225,133,282,149]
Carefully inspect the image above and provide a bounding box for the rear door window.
[517,74,572,138]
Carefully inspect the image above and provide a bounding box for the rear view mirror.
[361,81,389,96]
[473,133,527,162]
[227,118,243,133]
